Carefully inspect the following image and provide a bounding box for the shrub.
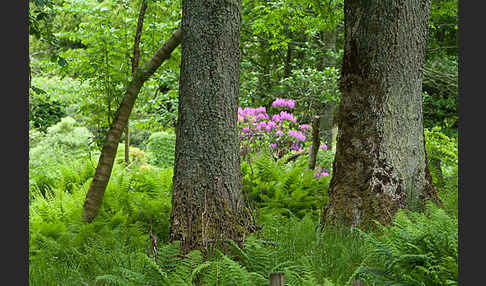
[146,131,176,168]
[238,99,312,161]
[115,144,149,168]
[30,76,91,131]
[29,126,45,149]
[29,94,66,132]
[127,126,152,149]
[29,117,96,195]
[279,67,341,123]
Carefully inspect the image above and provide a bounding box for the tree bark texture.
[82,29,181,222]
[169,0,256,254]
[308,116,320,170]
[322,0,441,229]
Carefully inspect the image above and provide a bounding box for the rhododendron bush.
[238,98,329,178]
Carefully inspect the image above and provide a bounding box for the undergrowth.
[241,154,330,218]
[29,123,458,286]
[356,203,458,286]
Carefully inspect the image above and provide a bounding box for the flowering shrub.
[238,98,329,179]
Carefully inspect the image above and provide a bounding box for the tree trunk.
[319,101,337,149]
[308,116,320,170]
[317,28,337,150]
[318,28,336,70]
[169,0,256,254]
[283,42,292,79]
[124,125,130,164]
[322,0,441,229]
[125,0,148,165]
[82,29,181,222]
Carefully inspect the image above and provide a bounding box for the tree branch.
[131,0,148,74]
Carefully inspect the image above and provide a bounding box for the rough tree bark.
[82,29,181,222]
[322,0,442,229]
[169,0,256,254]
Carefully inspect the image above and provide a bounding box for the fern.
[243,154,329,218]
[356,203,458,286]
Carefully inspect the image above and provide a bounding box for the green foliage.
[239,0,344,109]
[126,125,152,149]
[244,0,343,51]
[291,146,335,176]
[279,67,341,122]
[425,127,457,175]
[149,243,268,285]
[424,127,458,216]
[142,213,369,286]
[427,0,458,59]
[29,126,45,148]
[422,56,458,138]
[29,138,370,286]
[29,155,175,285]
[29,117,96,195]
[252,212,370,285]
[31,75,91,118]
[28,1,458,285]
[29,91,66,132]
[242,154,330,218]
[356,203,458,286]
[115,144,149,168]
[146,131,176,168]
[54,0,182,134]
[136,70,181,130]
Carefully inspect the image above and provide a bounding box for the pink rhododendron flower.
[290,144,303,151]
[288,130,306,141]
[272,98,295,109]
[265,121,276,132]
[299,124,311,130]
[279,111,296,122]
[272,114,281,122]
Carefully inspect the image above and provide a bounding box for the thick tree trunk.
[322,0,441,229]
[169,0,256,254]
[82,29,181,222]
